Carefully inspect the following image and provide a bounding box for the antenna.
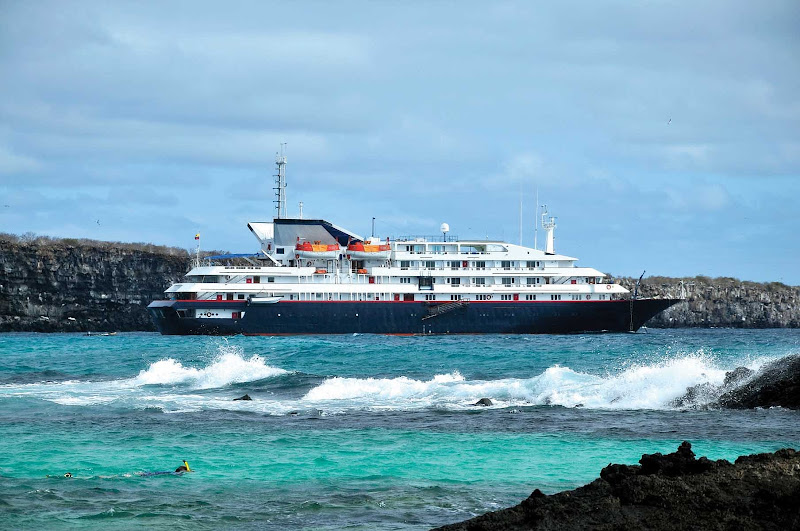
[519,183,523,246]
[534,187,539,250]
[372,217,375,238]
[298,201,303,219]
[273,143,287,219]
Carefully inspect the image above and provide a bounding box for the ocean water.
[1,329,798,529]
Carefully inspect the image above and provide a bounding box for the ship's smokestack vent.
[541,206,556,255]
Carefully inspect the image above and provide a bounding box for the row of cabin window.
[398,277,600,285]
[399,260,543,269]
[191,271,599,286]
[400,277,547,286]
[214,293,614,302]
[282,260,549,270]
[187,275,276,283]
[198,276,592,289]
[276,245,528,255]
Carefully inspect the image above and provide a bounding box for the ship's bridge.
[248,218,364,262]
[249,219,364,247]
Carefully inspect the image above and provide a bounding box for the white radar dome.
[440,223,450,233]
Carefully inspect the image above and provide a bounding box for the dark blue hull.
[147,299,680,335]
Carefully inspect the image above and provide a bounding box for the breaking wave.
[300,353,766,411]
[0,347,781,413]
[0,345,287,408]
[132,353,287,389]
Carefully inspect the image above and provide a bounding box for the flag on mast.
[195,233,200,240]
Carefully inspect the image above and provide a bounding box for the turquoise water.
[1,330,799,529]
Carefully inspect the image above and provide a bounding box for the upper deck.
[162,216,629,302]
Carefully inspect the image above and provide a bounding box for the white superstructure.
[165,217,628,306]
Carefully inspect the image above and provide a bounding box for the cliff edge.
[0,234,188,332]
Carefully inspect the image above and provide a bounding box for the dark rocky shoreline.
[1,233,799,332]
[434,443,800,531]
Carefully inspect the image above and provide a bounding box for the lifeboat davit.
[347,240,391,260]
[295,240,341,259]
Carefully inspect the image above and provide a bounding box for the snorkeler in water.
[51,462,192,479]
[136,461,192,477]
[53,461,192,479]
[45,472,74,479]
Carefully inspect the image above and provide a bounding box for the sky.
[1,1,798,284]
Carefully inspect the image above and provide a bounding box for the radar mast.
[273,143,287,219]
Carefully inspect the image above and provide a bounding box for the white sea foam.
[0,347,287,408]
[299,354,734,410]
[0,350,784,413]
[133,353,286,389]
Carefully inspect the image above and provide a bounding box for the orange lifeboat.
[346,239,391,259]
[295,240,341,259]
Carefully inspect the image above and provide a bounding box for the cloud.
[0,0,798,282]
[501,152,545,184]
[0,144,42,175]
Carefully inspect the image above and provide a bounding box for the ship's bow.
[147,300,183,335]
[630,298,682,331]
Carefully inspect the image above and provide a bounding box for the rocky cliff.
[1,234,798,332]
[619,275,800,328]
[0,234,189,332]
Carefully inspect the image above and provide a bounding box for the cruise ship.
[148,154,678,335]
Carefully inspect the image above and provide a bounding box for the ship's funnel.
[545,225,555,254]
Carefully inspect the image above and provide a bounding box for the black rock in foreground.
[433,442,800,531]
[714,354,800,410]
[671,354,800,410]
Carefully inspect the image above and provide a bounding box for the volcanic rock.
[714,354,800,409]
[723,366,755,387]
[434,442,800,531]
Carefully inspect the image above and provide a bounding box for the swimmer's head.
[64,472,73,478]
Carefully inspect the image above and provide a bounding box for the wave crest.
[301,354,732,410]
[134,352,287,389]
